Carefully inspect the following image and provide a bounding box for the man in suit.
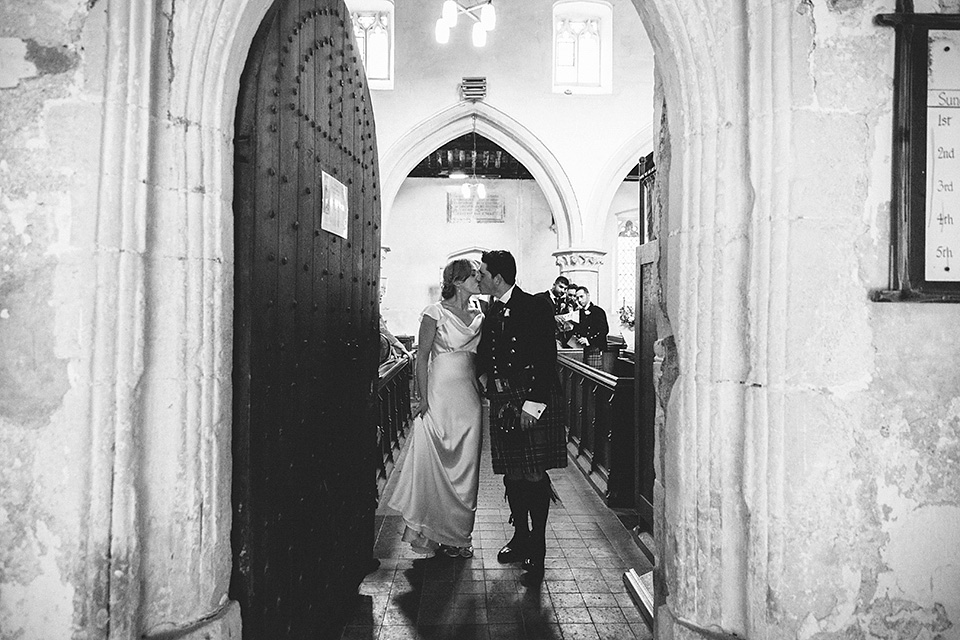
[537,275,570,314]
[477,250,567,583]
[536,276,572,347]
[572,286,608,368]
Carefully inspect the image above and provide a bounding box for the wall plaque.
[874,12,960,301]
[925,30,960,282]
[446,193,505,223]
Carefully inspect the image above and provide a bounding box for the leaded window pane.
[366,28,389,79]
[617,220,640,323]
[578,28,601,85]
[351,10,391,81]
[555,16,602,87]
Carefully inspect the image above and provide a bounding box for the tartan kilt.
[584,347,603,369]
[488,380,567,476]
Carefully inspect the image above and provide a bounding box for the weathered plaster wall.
[773,1,960,637]
[0,2,105,637]
[2,0,246,637]
[645,0,960,638]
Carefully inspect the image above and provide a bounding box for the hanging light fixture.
[450,117,487,201]
[464,117,486,199]
[435,1,496,47]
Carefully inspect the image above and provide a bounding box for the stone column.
[553,248,605,296]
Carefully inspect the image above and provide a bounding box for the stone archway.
[582,124,653,244]
[380,101,583,248]
[82,0,762,638]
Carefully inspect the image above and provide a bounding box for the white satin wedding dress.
[387,302,483,551]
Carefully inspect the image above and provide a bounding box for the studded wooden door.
[231,0,381,637]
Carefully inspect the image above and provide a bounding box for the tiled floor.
[340,420,655,640]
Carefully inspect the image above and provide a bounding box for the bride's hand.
[413,398,428,417]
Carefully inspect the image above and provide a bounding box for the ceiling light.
[436,1,496,46]
[472,22,486,47]
[480,2,496,30]
[435,18,450,44]
[442,0,458,27]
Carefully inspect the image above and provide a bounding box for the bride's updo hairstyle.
[441,259,475,300]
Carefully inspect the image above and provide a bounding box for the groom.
[477,250,567,583]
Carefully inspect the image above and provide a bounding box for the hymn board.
[875,12,960,301]
[927,30,960,282]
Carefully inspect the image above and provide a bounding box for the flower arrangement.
[618,305,635,329]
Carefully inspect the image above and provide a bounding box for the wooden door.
[231,0,381,637]
[634,155,657,530]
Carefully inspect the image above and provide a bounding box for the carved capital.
[553,249,605,271]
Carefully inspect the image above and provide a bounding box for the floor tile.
[555,607,593,623]
[487,623,524,639]
[588,607,627,624]
[596,622,636,639]
[345,418,654,640]
[341,625,380,640]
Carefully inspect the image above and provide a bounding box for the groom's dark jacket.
[477,286,560,404]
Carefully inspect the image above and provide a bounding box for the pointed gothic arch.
[81,0,765,637]
[584,124,653,244]
[380,102,583,248]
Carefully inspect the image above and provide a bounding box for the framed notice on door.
[322,170,349,239]
[874,12,960,302]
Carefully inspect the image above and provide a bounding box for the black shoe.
[497,535,528,564]
[521,557,545,582]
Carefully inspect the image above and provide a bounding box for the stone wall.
[1,0,248,637]
[640,0,960,638]
[1,2,106,637]
[3,0,959,639]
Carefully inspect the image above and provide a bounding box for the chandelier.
[435,1,497,47]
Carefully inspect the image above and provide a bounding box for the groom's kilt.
[488,380,567,476]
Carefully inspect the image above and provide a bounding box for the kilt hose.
[488,379,567,477]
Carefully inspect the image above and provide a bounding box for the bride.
[386,259,484,558]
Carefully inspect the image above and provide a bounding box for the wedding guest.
[572,286,608,368]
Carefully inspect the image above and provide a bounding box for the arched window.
[346,0,394,90]
[552,1,613,94]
